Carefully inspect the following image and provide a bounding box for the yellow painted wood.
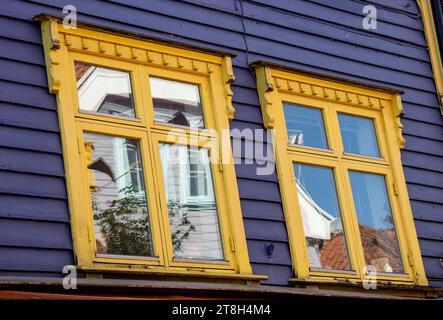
[417,0,443,116]
[38,18,258,281]
[254,66,428,286]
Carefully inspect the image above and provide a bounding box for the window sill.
[289,277,437,299]
[78,264,268,285]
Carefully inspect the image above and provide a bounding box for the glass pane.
[159,144,224,260]
[338,113,380,157]
[283,104,328,149]
[75,62,135,118]
[150,77,204,128]
[349,171,404,273]
[83,132,153,257]
[294,163,351,270]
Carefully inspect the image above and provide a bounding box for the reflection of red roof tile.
[319,233,350,270]
[75,62,91,81]
[318,226,403,273]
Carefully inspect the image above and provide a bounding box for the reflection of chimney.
[169,111,190,126]
[290,130,304,145]
[88,157,116,182]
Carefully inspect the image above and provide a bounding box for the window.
[38,17,261,282]
[254,64,428,286]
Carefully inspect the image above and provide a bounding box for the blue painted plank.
[249,0,426,45]
[407,184,443,204]
[243,219,288,242]
[414,220,443,241]
[0,247,73,272]
[404,135,443,157]
[0,80,56,110]
[419,239,443,257]
[0,171,67,199]
[240,199,285,222]
[404,167,443,189]
[0,37,45,66]
[0,125,62,154]
[237,179,281,202]
[410,200,443,223]
[0,194,69,223]
[0,102,59,132]
[422,257,443,278]
[0,147,64,177]
[0,218,72,250]
[402,151,443,173]
[247,240,292,265]
[251,263,292,286]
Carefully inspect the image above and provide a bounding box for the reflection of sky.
[338,114,380,157]
[283,104,328,149]
[350,171,394,229]
[294,163,341,218]
[150,77,200,106]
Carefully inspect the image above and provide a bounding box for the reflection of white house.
[296,180,336,240]
[160,144,224,261]
[77,65,133,116]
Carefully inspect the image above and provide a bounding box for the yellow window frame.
[37,16,265,283]
[254,64,428,286]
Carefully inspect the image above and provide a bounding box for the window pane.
[159,144,224,260]
[283,104,328,149]
[150,78,204,128]
[294,163,351,270]
[338,114,380,157]
[83,132,153,257]
[349,171,404,273]
[75,62,135,118]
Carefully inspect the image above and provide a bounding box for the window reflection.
[283,104,328,149]
[349,171,403,273]
[338,113,380,157]
[150,77,204,128]
[83,132,153,257]
[159,144,224,260]
[75,62,135,118]
[294,163,351,270]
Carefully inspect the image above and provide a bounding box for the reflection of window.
[255,65,427,286]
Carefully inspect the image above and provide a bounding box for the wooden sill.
[289,278,439,299]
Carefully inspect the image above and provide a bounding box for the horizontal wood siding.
[0,0,441,286]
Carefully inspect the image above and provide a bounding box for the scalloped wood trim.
[273,76,390,110]
[222,56,235,120]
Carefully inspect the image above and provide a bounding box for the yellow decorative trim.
[255,65,276,128]
[37,17,256,282]
[417,0,443,116]
[254,65,428,287]
[221,56,236,120]
[273,76,389,110]
[60,30,216,75]
[40,18,62,93]
[393,94,406,149]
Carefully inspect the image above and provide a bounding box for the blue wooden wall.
[0,0,442,287]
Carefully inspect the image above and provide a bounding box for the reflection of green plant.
[168,201,196,252]
[93,185,153,256]
[93,186,196,257]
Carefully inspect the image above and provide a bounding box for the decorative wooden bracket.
[40,18,62,94]
[222,56,236,121]
[255,66,275,128]
[393,94,406,149]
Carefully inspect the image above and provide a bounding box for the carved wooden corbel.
[255,65,275,129]
[393,94,406,149]
[40,18,62,94]
[222,56,236,121]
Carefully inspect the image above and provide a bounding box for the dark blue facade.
[0,0,442,287]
